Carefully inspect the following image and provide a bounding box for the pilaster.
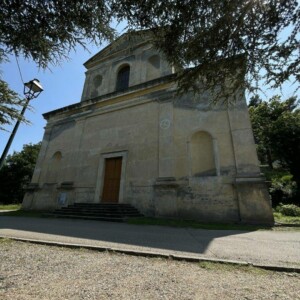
[158,101,174,179]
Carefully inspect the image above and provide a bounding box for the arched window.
[116,65,130,91]
[191,131,216,176]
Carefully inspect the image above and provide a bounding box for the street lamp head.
[0,78,44,170]
[24,78,43,100]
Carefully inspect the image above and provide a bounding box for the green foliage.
[273,212,300,225]
[249,96,299,167]
[261,167,289,182]
[269,174,297,206]
[275,204,300,217]
[0,52,30,129]
[113,1,299,101]
[249,96,300,205]
[0,1,115,128]
[0,204,21,210]
[0,1,299,126]
[0,142,41,204]
[0,1,299,99]
[0,210,44,218]
[262,167,297,205]
[0,1,115,68]
[0,238,13,244]
[269,109,300,184]
[271,174,295,192]
[0,79,26,130]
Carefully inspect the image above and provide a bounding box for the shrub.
[276,203,300,217]
[267,172,297,206]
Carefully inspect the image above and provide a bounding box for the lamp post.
[0,79,43,169]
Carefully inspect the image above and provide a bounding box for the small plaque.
[58,192,67,206]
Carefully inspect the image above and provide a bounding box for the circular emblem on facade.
[160,119,171,129]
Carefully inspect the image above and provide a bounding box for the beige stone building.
[23,31,274,224]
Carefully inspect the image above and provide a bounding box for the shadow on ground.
[0,214,251,255]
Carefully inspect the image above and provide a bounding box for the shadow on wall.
[48,121,76,141]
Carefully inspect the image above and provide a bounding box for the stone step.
[69,208,136,212]
[73,203,133,207]
[52,210,142,217]
[57,208,141,214]
[60,206,142,212]
[46,203,143,222]
[69,207,137,211]
[44,214,126,222]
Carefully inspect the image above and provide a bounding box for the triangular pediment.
[84,30,153,69]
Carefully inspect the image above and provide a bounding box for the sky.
[0,29,299,156]
[0,43,104,155]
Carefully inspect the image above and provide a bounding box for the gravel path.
[1,239,299,300]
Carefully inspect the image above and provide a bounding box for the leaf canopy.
[113,0,299,100]
[0,0,299,123]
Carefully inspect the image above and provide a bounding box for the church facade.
[23,31,274,224]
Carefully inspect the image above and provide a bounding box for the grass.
[0,204,45,218]
[0,237,13,244]
[273,212,300,225]
[127,217,268,231]
[198,261,270,275]
[0,204,22,211]
[1,210,45,217]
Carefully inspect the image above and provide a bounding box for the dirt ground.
[1,239,299,300]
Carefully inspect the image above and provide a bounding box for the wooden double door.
[102,157,122,203]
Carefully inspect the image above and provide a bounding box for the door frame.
[94,151,128,203]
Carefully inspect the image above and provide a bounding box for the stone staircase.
[45,203,143,222]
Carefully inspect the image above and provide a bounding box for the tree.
[0,79,27,130]
[269,105,300,187]
[0,1,115,68]
[0,50,27,130]
[249,95,299,168]
[249,96,300,204]
[113,0,299,100]
[0,142,41,204]
[1,1,299,92]
[0,1,299,124]
[0,0,115,129]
